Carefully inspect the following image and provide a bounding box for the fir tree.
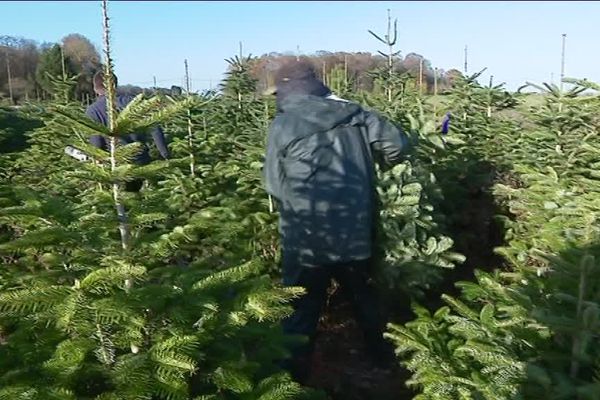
[0,2,308,399]
[386,78,600,399]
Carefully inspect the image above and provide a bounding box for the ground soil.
[305,286,415,400]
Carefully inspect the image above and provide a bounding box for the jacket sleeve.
[150,126,170,159]
[85,104,108,151]
[263,121,285,201]
[89,134,107,151]
[363,110,410,165]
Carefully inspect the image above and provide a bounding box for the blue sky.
[2,1,599,91]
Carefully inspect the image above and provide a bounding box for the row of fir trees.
[3,2,600,399]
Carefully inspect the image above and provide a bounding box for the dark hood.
[275,76,330,110]
[277,92,363,132]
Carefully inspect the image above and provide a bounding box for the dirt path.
[304,287,414,400]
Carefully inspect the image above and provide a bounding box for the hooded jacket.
[264,92,409,275]
[85,94,170,164]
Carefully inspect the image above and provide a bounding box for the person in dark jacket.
[85,71,170,192]
[263,60,411,381]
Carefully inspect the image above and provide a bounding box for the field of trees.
[2,2,600,400]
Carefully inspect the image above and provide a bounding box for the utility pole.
[239,41,243,59]
[433,67,438,95]
[433,67,438,117]
[59,45,70,101]
[60,45,67,79]
[487,75,494,118]
[344,54,348,86]
[418,58,423,95]
[560,33,566,92]
[5,50,14,105]
[464,45,468,74]
[184,59,190,93]
[296,45,300,61]
[183,59,195,176]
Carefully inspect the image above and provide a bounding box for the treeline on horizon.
[0,33,464,105]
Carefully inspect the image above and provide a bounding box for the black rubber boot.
[281,354,312,385]
[365,334,397,370]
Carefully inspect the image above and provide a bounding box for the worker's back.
[265,92,409,278]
